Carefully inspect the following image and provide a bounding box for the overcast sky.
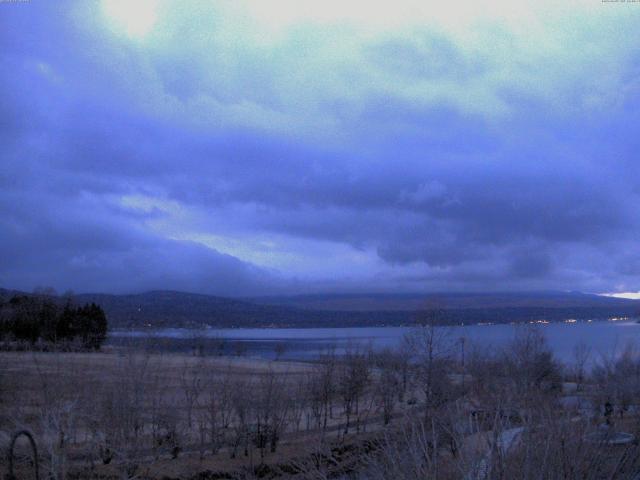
[1,0,640,296]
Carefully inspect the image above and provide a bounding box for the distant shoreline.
[107,315,639,332]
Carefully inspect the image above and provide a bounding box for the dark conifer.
[0,295,108,350]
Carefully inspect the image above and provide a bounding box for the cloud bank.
[1,0,640,295]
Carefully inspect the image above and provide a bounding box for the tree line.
[0,294,108,350]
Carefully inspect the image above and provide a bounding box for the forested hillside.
[2,289,637,329]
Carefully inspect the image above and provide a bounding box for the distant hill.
[1,288,639,329]
[247,291,639,311]
[73,290,291,328]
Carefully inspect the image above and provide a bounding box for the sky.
[1,0,640,297]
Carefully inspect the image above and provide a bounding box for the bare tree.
[230,377,252,459]
[593,342,640,422]
[405,321,454,422]
[502,326,561,422]
[274,342,287,360]
[93,351,154,478]
[573,341,591,391]
[179,357,204,429]
[309,348,337,435]
[31,353,81,480]
[288,375,308,433]
[251,368,291,459]
[337,346,370,435]
[374,349,399,425]
[203,365,234,455]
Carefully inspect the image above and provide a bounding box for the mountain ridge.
[2,288,639,328]
[245,290,639,311]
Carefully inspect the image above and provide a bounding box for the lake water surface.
[110,320,640,364]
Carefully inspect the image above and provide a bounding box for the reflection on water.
[109,320,640,363]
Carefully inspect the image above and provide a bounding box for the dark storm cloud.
[1,0,640,295]
[0,188,275,295]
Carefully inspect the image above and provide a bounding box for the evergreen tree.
[82,303,107,349]
[56,301,75,341]
[0,295,108,350]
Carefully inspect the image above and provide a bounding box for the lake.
[109,319,640,364]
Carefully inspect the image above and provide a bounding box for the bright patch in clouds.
[101,0,160,38]
[604,292,640,300]
[240,0,539,32]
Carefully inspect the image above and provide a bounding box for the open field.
[4,326,640,479]
[0,346,410,479]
